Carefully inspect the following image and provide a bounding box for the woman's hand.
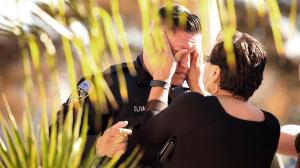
[187,51,202,93]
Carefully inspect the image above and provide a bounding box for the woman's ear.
[210,65,220,82]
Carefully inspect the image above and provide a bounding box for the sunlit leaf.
[97,7,128,103]
[266,0,285,56]
[245,0,256,29]
[217,0,236,69]
[198,0,221,60]
[103,155,121,168]
[1,117,20,167]
[289,0,297,37]
[20,38,34,115]
[119,145,141,168]
[111,0,136,76]
[31,3,73,39]
[2,94,27,167]
[129,150,143,168]
[47,107,58,168]
[0,112,14,168]
[70,106,89,168]
[28,34,41,72]
[257,0,266,18]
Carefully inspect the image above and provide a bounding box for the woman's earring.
[205,82,218,94]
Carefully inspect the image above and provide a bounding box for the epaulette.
[103,62,133,76]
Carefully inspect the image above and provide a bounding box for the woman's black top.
[142,92,280,168]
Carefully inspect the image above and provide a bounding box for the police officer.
[59,4,202,165]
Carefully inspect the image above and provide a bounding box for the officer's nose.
[179,53,190,69]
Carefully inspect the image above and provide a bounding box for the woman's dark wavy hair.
[209,31,267,100]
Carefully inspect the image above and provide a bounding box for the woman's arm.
[142,29,193,138]
[277,125,300,157]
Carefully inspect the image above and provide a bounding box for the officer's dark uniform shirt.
[60,54,187,166]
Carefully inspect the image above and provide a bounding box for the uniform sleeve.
[51,76,118,160]
[55,76,115,134]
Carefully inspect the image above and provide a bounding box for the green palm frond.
[0,0,291,168]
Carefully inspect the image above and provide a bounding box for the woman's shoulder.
[261,110,280,127]
[170,92,217,112]
[176,91,216,101]
[255,110,281,140]
[174,91,212,104]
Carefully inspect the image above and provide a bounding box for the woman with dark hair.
[142,31,285,167]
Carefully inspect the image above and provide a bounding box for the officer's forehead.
[169,30,201,51]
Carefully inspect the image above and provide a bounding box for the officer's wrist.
[150,80,171,90]
[152,73,172,83]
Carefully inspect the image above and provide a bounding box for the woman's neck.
[213,89,245,102]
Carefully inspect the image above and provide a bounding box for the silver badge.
[68,80,92,104]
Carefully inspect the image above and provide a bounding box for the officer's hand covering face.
[165,29,201,86]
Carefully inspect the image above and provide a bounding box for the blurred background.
[0,0,299,167]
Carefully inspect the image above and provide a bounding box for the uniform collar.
[134,53,153,84]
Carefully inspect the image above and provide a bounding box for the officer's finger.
[150,32,160,54]
[115,142,127,151]
[96,135,114,157]
[106,148,116,158]
[113,134,129,144]
[113,148,126,157]
[115,149,126,157]
[112,121,128,129]
[174,49,188,62]
[103,121,128,136]
[162,31,173,57]
[179,51,190,69]
[104,127,118,137]
[105,127,132,137]
[96,136,105,157]
[112,142,127,156]
[120,128,132,136]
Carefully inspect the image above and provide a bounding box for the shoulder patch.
[78,80,91,92]
[68,80,93,104]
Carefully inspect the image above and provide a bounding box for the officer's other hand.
[96,121,132,158]
[187,51,202,93]
[153,31,187,83]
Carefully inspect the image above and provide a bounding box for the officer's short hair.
[158,4,201,33]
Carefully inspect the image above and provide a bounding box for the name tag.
[134,105,146,112]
